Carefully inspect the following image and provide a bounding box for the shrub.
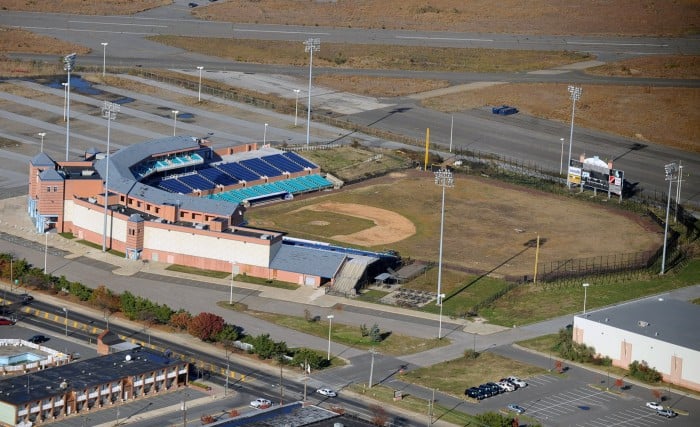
[291,347,328,370]
[187,312,225,341]
[245,333,287,360]
[216,324,241,343]
[369,323,381,342]
[169,310,192,331]
[463,349,479,360]
[629,360,663,383]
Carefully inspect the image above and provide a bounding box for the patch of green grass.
[481,260,700,326]
[348,383,477,426]
[59,232,75,239]
[165,264,230,279]
[233,274,298,290]
[274,210,375,238]
[403,352,547,398]
[356,289,390,303]
[76,240,125,258]
[244,311,448,356]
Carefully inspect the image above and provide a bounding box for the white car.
[646,401,664,410]
[506,376,528,388]
[250,398,272,409]
[497,381,515,392]
[316,388,337,397]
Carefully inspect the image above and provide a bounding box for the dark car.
[20,294,34,304]
[28,335,48,344]
[188,2,198,7]
[486,382,503,395]
[465,387,481,399]
[478,384,495,398]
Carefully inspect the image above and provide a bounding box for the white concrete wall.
[575,317,700,384]
[143,226,270,267]
[71,203,126,242]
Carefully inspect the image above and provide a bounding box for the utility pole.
[368,348,377,388]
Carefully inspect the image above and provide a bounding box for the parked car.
[492,105,519,115]
[250,398,272,409]
[478,384,496,398]
[28,335,48,344]
[316,388,337,397]
[19,294,34,304]
[486,382,503,395]
[657,408,677,418]
[646,401,664,410]
[500,377,520,390]
[497,381,515,392]
[188,2,198,7]
[507,404,526,414]
[465,387,481,399]
[506,376,528,388]
[0,318,15,326]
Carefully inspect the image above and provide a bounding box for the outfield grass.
[76,240,125,258]
[242,310,448,356]
[165,264,230,279]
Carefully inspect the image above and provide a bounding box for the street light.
[62,83,68,121]
[566,85,582,188]
[582,283,590,314]
[326,314,334,360]
[101,42,108,77]
[229,260,236,305]
[434,168,454,339]
[180,392,188,427]
[661,162,678,274]
[37,132,46,152]
[62,307,68,336]
[437,293,446,340]
[263,123,268,145]
[63,53,77,161]
[171,110,179,136]
[559,137,565,176]
[293,89,300,127]
[368,347,377,388]
[43,231,49,274]
[101,101,119,252]
[196,66,204,102]
[303,38,320,147]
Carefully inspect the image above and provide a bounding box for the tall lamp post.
[582,283,590,314]
[171,110,179,136]
[434,169,454,339]
[437,293,446,340]
[368,347,377,389]
[100,42,108,77]
[43,231,49,274]
[37,132,46,152]
[62,83,68,121]
[62,307,68,336]
[263,123,268,145]
[101,101,119,252]
[63,53,76,161]
[326,314,334,360]
[293,89,300,127]
[566,85,582,188]
[661,162,678,274]
[229,261,235,304]
[303,38,320,147]
[196,66,204,102]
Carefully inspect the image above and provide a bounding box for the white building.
[573,297,700,391]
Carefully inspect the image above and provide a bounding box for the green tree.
[216,324,241,343]
[369,323,382,342]
[246,333,287,359]
[120,291,138,319]
[291,347,328,370]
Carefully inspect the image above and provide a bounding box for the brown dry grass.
[422,83,700,153]
[587,55,700,79]
[314,75,449,98]
[1,0,170,15]
[247,170,662,276]
[195,0,699,36]
[0,27,90,57]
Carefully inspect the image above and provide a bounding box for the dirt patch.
[296,202,416,246]
[308,220,330,226]
[1,0,170,15]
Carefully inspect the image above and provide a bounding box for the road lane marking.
[68,20,168,28]
[396,36,493,42]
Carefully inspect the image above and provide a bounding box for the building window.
[46,186,51,192]
[53,186,58,192]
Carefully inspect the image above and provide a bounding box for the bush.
[187,312,225,341]
[169,310,192,331]
[216,323,241,343]
[629,360,663,383]
[245,333,287,360]
[463,349,479,359]
[291,347,328,370]
[369,323,381,342]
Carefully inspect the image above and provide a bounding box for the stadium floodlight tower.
[171,110,179,136]
[101,101,119,252]
[434,168,454,339]
[661,162,678,275]
[37,132,46,152]
[101,42,108,77]
[566,85,582,188]
[303,38,320,147]
[63,53,77,161]
[197,66,204,101]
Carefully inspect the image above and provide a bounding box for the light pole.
[172,110,179,136]
[101,42,108,77]
[229,261,235,304]
[224,345,230,396]
[293,89,300,127]
[180,392,187,427]
[62,83,67,121]
[196,66,204,102]
[43,231,49,274]
[263,123,268,145]
[661,162,678,274]
[368,347,377,388]
[62,307,68,336]
[437,293,446,340]
[434,169,454,339]
[101,101,119,252]
[566,85,582,188]
[582,283,590,314]
[559,137,565,176]
[37,132,46,152]
[449,115,454,153]
[63,53,76,161]
[326,314,334,361]
[304,38,320,147]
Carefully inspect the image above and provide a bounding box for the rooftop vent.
[638,320,649,328]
